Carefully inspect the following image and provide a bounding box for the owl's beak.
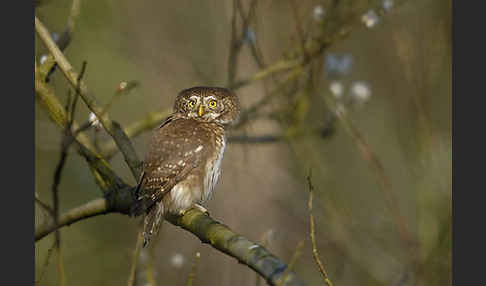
[198,105,205,117]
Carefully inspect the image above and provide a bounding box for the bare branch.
[35,192,54,216]
[277,240,304,286]
[35,198,108,241]
[127,231,144,286]
[44,0,82,82]
[35,65,97,153]
[227,58,302,90]
[35,195,306,286]
[227,0,242,85]
[35,16,142,180]
[320,91,414,249]
[288,0,307,58]
[166,210,306,286]
[36,239,56,285]
[307,173,334,286]
[186,251,201,286]
[35,65,126,195]
[51,141,68,286]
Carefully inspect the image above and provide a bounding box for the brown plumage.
[132,86,240,247]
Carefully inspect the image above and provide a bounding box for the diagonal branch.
[44,0,82,82]
[35,16,142,180]
[35,198,109,241]
[35,67,126,194]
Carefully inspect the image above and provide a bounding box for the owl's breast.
[202,134,226,203]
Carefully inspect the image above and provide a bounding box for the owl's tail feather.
[142,201,165,247]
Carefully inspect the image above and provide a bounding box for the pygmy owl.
[131,86,240,247]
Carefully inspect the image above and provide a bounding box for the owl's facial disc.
[189,96,222,121]
[177,88,238,125]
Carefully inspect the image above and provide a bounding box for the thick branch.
[35,198,108,241]
[167,210,305,286]
[35,194,305,286]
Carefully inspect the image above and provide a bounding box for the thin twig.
[186,251,201,286]
[51,143,67,286]
[320,90,413,251]
[36,239,57,285]
[127,231,144,286]
[233,67,303,129]
[35,64,97,154]
[45,0,82,82]
[68,61,87,128]
[228,0,260,86]
[307,172,334,286]
[227,58,302,90]
[35,198,109,241]
[135,245,158,286]
[50,61,87,286]
[35,73,129,195]
[35,192,54,216]
[73,80,140,144]
[241,0,266,70]
[227,0,242,86]
[255,229,275,286]
[229,134,282,144]
[288,0,308,58]
[277,240,304,286]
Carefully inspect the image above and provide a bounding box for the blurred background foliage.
[35,0,451,285]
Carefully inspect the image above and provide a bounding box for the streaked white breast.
[203,136,226,203]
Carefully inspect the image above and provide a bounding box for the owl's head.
[174,86,240,126]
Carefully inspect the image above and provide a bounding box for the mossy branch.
[35,193,305,286]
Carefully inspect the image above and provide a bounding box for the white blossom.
[88,112,102,130]
[361,10,379,28]
[350,81,371,104]
[329,80,344,98]
[39,54,48,65]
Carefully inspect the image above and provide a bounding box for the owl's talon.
[193,204,210,216]
[178,204,210,217]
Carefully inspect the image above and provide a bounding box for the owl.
[131,86,240,247]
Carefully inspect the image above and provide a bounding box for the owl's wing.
[131,117,209,216]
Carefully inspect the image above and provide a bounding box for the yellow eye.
[188,100,196,108]
[208,100,217,109]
